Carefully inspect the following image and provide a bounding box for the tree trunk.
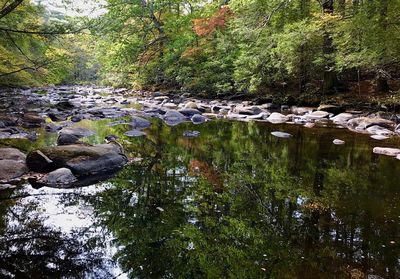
[322,0,339,94]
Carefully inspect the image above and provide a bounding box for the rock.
[267,112,289,124]
[57,127,95,146]
[183,131,200,138]
[162,110,187,126]
[26,143,127,176]
[305,111,330,120]
[154,96,169,101]
[162,102,178,109]
[108,120,130,127]
[234,106,262,115]
[45,123,63,132]
[37,168,78,187]
[371,135,389,140]
[0,148,26,161]
[365,125,394,136]
[271,131,292,138]
[131,116,151,129]
[124,130,146,137]
[227,113,247,120]
[333,139,345,145]
[185,101,198,109]
[347,117,395,133]
[373,147,400,157]
[178,109,202,118]
[246,112,270,120]
[330,113,355,124]
[0,114,19,127]
[397,154,400,160]
[291,107,314,115]
[0,148,27,181]
[191,114,207,124]
[317,104,345,114]
[22,112,44,128]
[395,124,400,134]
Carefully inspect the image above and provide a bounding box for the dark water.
[1,118,400,278]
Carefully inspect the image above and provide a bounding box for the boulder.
[191,114,207,124]
[26,143,127,176]
[0,148,27,181]
[184,101,198,109]
[347,117,395,133]
[162,110,187,126]
[371,135,389,140]
[57,127,95,145]
[330,113,355,124]
[22,112,44,128]
[267,112,289,124]
[36,168,78,187]
[373,147,400,157]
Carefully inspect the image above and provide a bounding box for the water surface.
[1,118,400,278]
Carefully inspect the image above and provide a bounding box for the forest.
[1,0,399,99]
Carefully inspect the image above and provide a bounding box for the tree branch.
[0,0,23,20]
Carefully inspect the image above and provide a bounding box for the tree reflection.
[93,120,400,278]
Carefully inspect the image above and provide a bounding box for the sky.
[34,0,107,18]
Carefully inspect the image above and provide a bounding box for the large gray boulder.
[347,117,395,133]
[57,127,95,145]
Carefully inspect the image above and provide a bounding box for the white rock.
[267,112,289,124]
[333,139,345,145]
[373,147,400,157]
[305,111,330,120]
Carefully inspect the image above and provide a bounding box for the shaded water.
[1,118,400,278]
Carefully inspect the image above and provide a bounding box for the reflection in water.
[1,119,400,278]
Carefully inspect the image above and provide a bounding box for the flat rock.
[246,112,270,120]
[267,112,289,124]
[271,131,292,138]
[0,148,26,161]
[184,101,198,109]
[373,147,400,157]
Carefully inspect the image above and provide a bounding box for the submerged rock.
[131,116,151,129]
[271,131,292,138]
[124,130,146,137]
[183,130,200,138]
[372,147,400,157]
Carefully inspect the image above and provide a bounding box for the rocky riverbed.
[1,85,399,188]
